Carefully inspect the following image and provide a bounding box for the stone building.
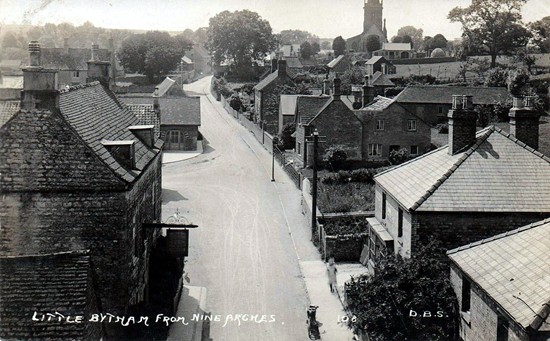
[448,219,550,341]
[253,59,295,134]
[347,0,388,52]
[372,42,414,59]
[0,251,103,340]
[365,95,550,272]
[0,42,163,335]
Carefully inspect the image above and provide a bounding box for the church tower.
[363,0,384,34]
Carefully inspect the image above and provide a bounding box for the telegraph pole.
[311,130,319,233]
[271,141,275,182]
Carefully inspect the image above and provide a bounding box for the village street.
[161,76,320,340]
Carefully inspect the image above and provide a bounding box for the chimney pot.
[509,95,540,150]
[28,41,41,67]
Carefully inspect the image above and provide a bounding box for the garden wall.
[391,57,457,65]
[324,234,367,262]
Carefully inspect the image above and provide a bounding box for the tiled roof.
[41,47,112,70]
[181,56,193,64]
[158,97,201,125]
[121,96,201,126]
[0,100,20,128]
[371,71,395,87]
[0,251,94,340]
[156,77,176,97]
[394,85,511,105]
[327,55,345,69]
[296,95,331,124]
[376,126,550,212]
[363,96,393,111]
[254,68,295,91]
[380,43,412,51]
[280,95,299,116]
[59,82,161,183]
[448,219,550,331]
[124,103,160,137]
[366,56,386,65]
[285,57,303,69]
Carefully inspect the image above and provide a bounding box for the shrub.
[507,68,530,96]
[229,94,243,111]
[322,146,348,170]
[323,218,368,235]
[437,123,449,134]
[389,147,409,165]
[278,122,296,150]
[484,67,508,87]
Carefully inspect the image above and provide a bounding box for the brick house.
[188,44,211,75]
[448,219,550,341]
[356,95,431,160]
[295,79,362,166]
[253,59,295,134]
[327,54,352,74]
[394,85,511,125]
[0,251,102,340]
[0,41,163,328]
[365,56,396,76]
[365,95,550,272]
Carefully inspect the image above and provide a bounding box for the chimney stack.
[271,59,278,73]
[86,43,111,88]
[333,77,341,99]
[448,95,477,155]
[153,87,160,113]
[277,59,287,77]
[323,78,331,95]
[22,41,59,110]
[509,96,540,150]
[63,37,69,53]
[362,75,375,106]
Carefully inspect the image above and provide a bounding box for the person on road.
[327,257,337,293]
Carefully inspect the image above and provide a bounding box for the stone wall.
[324,233,367,262]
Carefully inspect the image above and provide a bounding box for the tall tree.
[397,26,423,50]
[2,32,20,48]
[366,35,381,53]
[277,29,319,45]
[206,10,277,69]
[332,36,346,56]
[311,42,321,55]
[431,34,448,49]
[300,41,313,59]
[401,35,413,47]
[529,16,550,52]
[118,31,191,81]
[391,36,404,43]
[448,0,532,67]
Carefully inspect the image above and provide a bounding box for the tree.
[332,36,346,56]
[366,35,381,53]
[321,41,331,50]
[323,145,347,170]
[431,34,448,49]
[484,67,508,87]
[401,35,413,47]
[448,0,532,68]
[345,242,458,341]
[311,42,321,55]
[300,41,313,59]
[119,31,190,81]
[529,16,550,52]
[207,10,277,71]
[277,29,319,45]
[397,26,424,50]
[391,36,404,43]
[2,32,20,48]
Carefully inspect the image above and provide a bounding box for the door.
[167,130,181,150]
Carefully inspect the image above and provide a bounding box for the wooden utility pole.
[305,129,326,235]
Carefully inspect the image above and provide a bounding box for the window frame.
[410,145,419,155]
[376,119,385,131]
[407,119,417,131]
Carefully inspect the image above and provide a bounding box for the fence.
[273,145,302,189]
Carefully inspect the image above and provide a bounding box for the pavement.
[167,285,208,341]
[162,140,204,164]
[165,76,359,340]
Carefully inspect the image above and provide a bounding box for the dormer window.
[102,140,136,170]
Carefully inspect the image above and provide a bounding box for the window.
[410,145,419,155]
[497,316,509,341]
[398,208,403,238]
[382,193,387,220]
[407,119,417,131]
[72,71,80,78]
[461,277,471,312]
[376,119,385,131]
[368,144,382,157]
[438,106,444,114]
[297,142,302,156]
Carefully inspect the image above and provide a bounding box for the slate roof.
[327,55,345,69]
[280,95,299,116]
[0,100,20,128]
[59,82,161,183]
[156,77,177,97]
[285,57,303,69]
[371,71,395,87]
[120,96,201,126]
[363,96,393,111]
[181,56,193,65]
[366,56,385,65]
[380,43,412,51]
[41,47,113,70]
[0,251,94,340]
[296,95,331,124]
[448,219,550,332]
[254,68,295,91]
[394,85,511,105]
[375,126,550,212]
[124,103,160,137]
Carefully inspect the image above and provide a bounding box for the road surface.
[162,76,318,340]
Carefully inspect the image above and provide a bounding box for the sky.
[0,0,548,40]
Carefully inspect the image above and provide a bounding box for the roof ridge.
[59,81,101,94]
[447,217,550,255]
[492,125,550,165]
[410,127,495,211]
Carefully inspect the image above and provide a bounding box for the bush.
[323,218,368,235]
[437,123,449,134]
[389,147,409,165]
[484,67,508,87]
[322,146,348,170]
[507,68,530,96]
[229,94,243,111]
[278,122,296,150]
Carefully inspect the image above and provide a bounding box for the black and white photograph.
[0,0,549,340]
